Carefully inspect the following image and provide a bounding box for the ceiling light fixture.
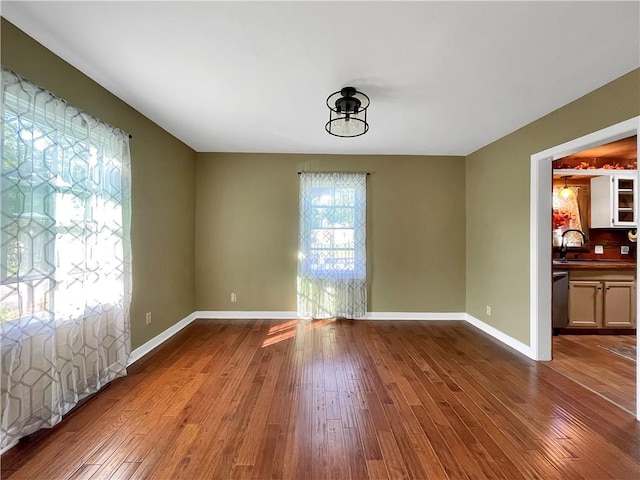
[558,176,575,199]
[325,86,369,137]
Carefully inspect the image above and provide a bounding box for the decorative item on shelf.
[553,157,635,170]
[325,86,369,137]
[574,160,598,170]
[573,158,627,170]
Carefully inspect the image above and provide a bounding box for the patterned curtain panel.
[297,173,367,319]
[0,68,132,449]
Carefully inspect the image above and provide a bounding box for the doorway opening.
[530,116,640,419]
[548,136,637,414]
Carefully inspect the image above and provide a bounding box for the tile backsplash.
[554,229,637,260]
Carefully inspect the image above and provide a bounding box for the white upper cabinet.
[590,174,637,228]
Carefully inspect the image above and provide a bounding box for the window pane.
[334,188,355,206]
[310,229,354,250]
[308,248,355,271]
[303,184,360,274]
[331,208,355,226]
[311,207,354,227]
[311,188,335,206]
[0,278,54,322]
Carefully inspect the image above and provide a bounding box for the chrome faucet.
[559,229,588,261]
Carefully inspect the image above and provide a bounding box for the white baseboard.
[361,312,465,320]
[464,313,534,359]
[193,311,465,321]
[194,310,300,319]
[128,311,199,366]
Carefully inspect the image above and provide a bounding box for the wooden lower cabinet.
[568,281,602,327]
[603,281,636,327]
[567,270,636,329]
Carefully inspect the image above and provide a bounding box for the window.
[301,184,364,275]
[1,67,132,451]
[297,173,367,318]
[1,71,129,324]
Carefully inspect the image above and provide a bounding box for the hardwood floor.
[2,319,640,480]
[544,334,637,414]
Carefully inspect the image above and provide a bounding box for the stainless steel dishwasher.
[552,270,569,333]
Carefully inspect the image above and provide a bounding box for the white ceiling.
[2,1,639,156]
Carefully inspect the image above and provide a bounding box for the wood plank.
[107,462,140,480]
[85,434,145,480]
[67,464,102,480]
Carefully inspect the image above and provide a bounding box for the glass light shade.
[326,114,368,137]
[558,186,574,199]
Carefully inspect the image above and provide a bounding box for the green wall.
[196,153,467,313]
[1,18,197,349]
[466,68,640,344]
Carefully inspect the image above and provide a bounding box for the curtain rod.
[297,171,370,175]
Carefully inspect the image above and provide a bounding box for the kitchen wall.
[195,153,466,313]
[466,68,640,344]
[1,19,198,349]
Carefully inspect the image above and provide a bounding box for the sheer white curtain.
[1,68,132,449]
[297,172,367,318]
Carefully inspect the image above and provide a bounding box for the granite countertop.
[552,259,637,270]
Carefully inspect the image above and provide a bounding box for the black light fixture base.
[340,86,357,97]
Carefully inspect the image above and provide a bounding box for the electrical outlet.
[145,312,152,325]
[621,245,630,255]
[595,245,604,255]
[231,292,237,303]
[486,305,492,316]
